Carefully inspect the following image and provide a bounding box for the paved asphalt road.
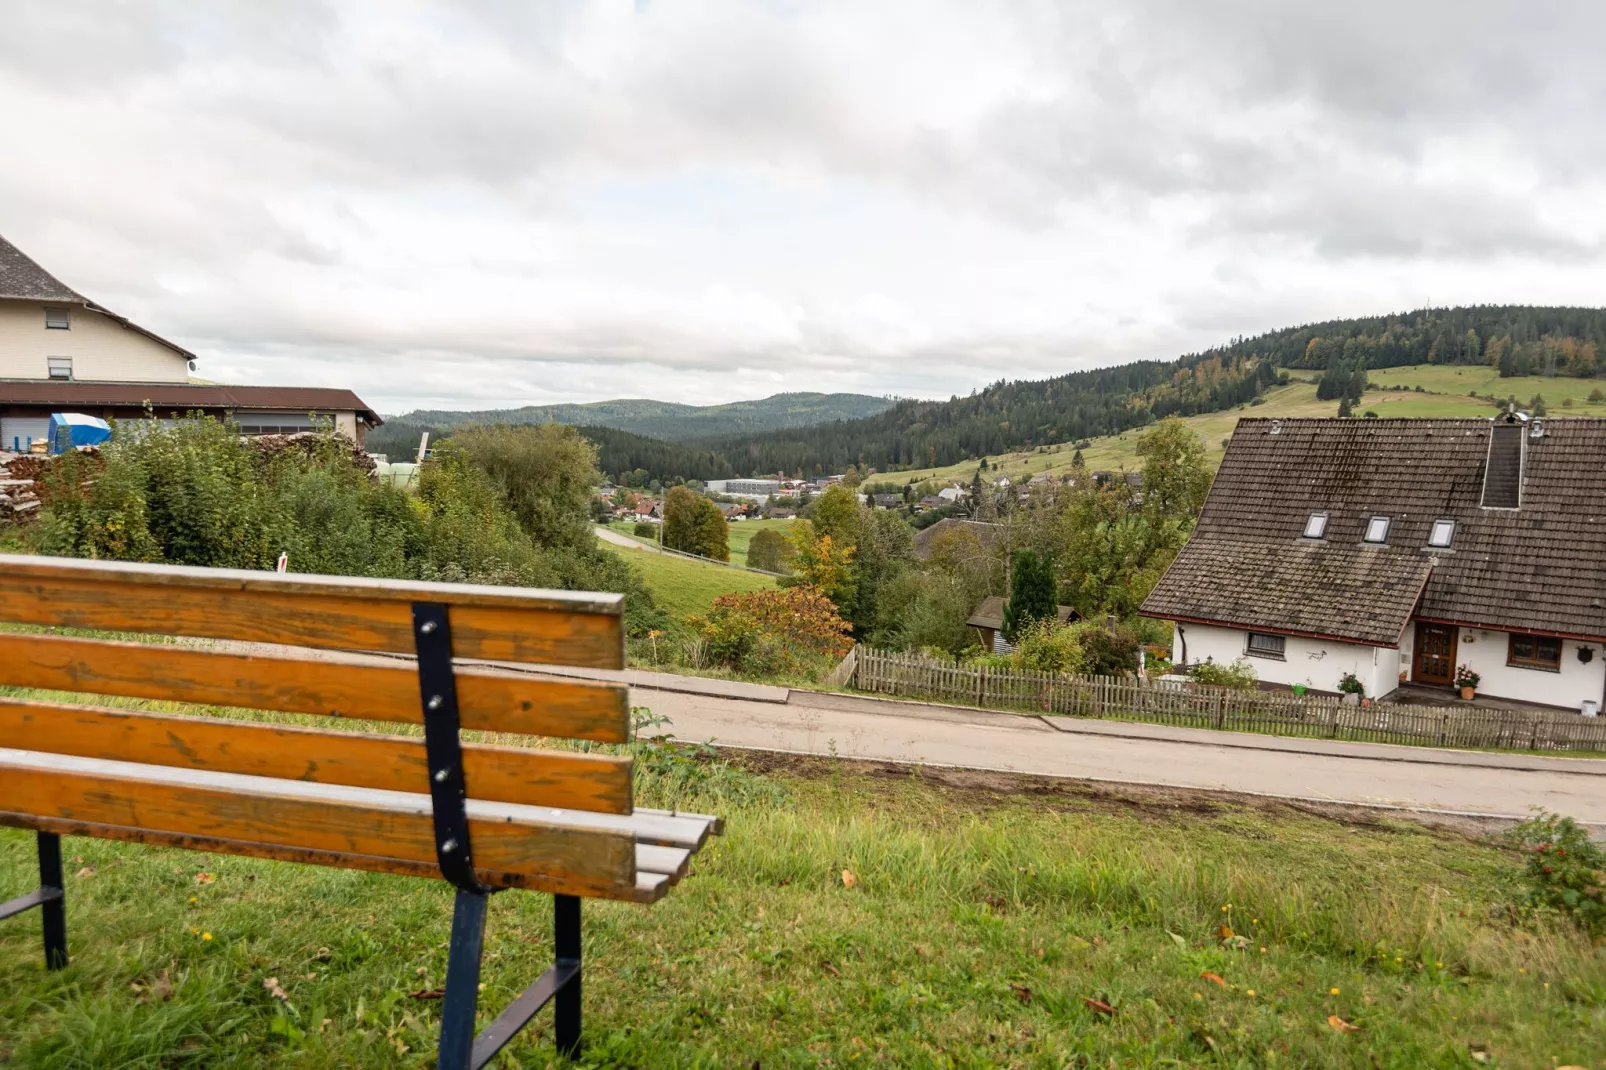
[595,525,663,552]
[632,685,1606,825]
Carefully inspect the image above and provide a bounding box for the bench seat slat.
[1,633,629,742]
[0,748,639,899]
[0,700,633,814]
[0,554,624,668]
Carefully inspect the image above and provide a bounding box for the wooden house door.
[1412,622,1458,685]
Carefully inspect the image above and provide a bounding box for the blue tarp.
[48,412,112,454]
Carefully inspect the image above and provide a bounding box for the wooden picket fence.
[849,647,1606,753]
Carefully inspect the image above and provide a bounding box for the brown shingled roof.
[0,233,80,302]
[0,380,381,426]
[1141,415,1606,644]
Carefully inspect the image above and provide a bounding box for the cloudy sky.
[3,1,1603,415]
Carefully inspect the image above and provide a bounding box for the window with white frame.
[47,356,72,380]
[1303,512,1329,539]
[44,307,70,330]
[1245,632,1286,659]
[1363,516,1391,543]
[1427,518,1456,548]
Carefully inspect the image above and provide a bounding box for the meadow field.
[598,536,775,620]
[2,741,1601,1068]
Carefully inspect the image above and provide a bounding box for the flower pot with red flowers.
[1454,663,1480,701]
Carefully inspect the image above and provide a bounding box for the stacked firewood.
[0,452,42,524]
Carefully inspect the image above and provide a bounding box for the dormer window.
[45,307,70,330]
[1428,519,1456,548]
[1302,512,1329,539]
[1363,516,1391,544]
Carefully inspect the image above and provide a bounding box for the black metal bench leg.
[438,888,489,1070]
[38,832,67,970]
[554,894,582,1058]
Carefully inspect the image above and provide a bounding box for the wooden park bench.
[0,554,721,1068]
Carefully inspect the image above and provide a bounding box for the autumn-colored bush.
[687,584,852,678]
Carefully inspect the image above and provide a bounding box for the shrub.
[1505,813,1606,935]
[633,521,657,539]
[746,528,794,574]
[1008,619,1089,675]
[1078,620,1143,676]
[447,423,599,553]
[1187,658,1258,690]
[687,585,852,678]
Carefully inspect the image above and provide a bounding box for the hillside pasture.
[599,536,775,620]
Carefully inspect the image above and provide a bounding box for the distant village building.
[0,233,379,448]
[1143,415,1606,711]
[871,493,902,509]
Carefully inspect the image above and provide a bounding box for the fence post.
[1328,702,1340,739]
[1212,690,1225,730]
[976,665,986,708]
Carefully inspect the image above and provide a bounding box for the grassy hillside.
[3,753,1600,1065]
[887,363,1593,486]
[599,536,775,619]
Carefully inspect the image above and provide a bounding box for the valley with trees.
[6,308,1606,1065]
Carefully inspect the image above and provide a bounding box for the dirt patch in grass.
[722,747,1518,841]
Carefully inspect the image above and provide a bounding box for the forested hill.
[690,356,1278,475]
[678,305,1606,477]
[394,391,893,441]
[1201,305,1606,378]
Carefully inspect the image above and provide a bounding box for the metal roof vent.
[1530,418,1546,440]
[1269,419,1282,435]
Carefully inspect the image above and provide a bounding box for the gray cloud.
[1,0,1603,409]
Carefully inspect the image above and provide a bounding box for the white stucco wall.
[0,299,190,382]
[1442,626,1604,711]
[1173,622,1401,699]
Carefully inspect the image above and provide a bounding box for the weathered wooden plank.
[0,749,637,897]
[0,554,624,668]
[0,699,632,813]
[0,633,629,742]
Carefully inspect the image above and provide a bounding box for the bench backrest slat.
[0,554,625,667]
[0,699,633,814]
[3,633,629,743]
[0,750,639,897]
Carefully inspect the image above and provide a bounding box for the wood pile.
[252,432,378,475]
[0,452,43,524]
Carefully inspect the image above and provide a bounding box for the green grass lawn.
[724,517,794,567]
[607,518,795,568]
[600,537,775,621]
[2,744,1602,1068]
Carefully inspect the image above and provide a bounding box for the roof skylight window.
[1428,519,1456,548]
[1302,512,1328,539]
[1363,516,1391,544]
